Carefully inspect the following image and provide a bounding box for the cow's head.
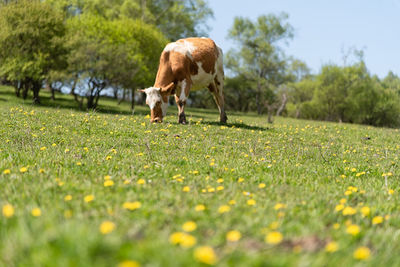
[139,82,175,123]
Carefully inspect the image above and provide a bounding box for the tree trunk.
[131,90,135,111]
[32,81,41,104]
[22,80,30,99]
[267,104,274,123]
[276,93,287,116]
[14,81,22,97]
[256,82,263,115]
[45,82,55,101]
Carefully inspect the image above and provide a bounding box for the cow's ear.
[138,89,146,93]
[161,82,175,94]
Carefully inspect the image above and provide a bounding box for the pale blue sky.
[207,0,400,78]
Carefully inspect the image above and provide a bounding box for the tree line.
[1,0,400,127]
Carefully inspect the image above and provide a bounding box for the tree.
[0,0,67,103]
[46,0,214,40]
[226,13,294,122]
[63,15,167,109]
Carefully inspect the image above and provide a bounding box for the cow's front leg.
[175,95,187,124]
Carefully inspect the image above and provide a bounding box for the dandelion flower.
[226,230,241,242]
[99,221,115,234]
[104,180,114,187]
[64,195,72,201]
[182,221,197,232]
[265,231,283,244]
[335,204,344,212]
[2,204,14,218]
[118,260,140,267]
[353,246,371,260]
[218,205,231,214]
[258,183,266,188]
[180,233,197,248]
[19,167,28,173]
[169,232,196,248]
[84,195,95,203]
[247,199,256,206]
[194,246,217,265]
[361,206,370,217]
[346,224,360,236]
[372,216,383,225]
[137,179,146,185]
[274,203,286,210]
[123,201,141,210]
[3,169,11,174]
[325,241,339,253]
[182,186,190,192]
[195,204,205,211]
[31,208,41,217]
[342,206,356,216]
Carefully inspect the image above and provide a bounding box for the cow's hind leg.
[208,82,227,123]
[175,95,187,124]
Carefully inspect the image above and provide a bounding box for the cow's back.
[155,38,222,90]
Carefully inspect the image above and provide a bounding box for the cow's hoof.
[178,113,187,124]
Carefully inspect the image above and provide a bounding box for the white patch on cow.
[179,79,187,101]
[164,40,196,59]
[144,87,161,109]
[161,100,168,117]
[191,62,215,91]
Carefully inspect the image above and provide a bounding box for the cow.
[139,37,227,124]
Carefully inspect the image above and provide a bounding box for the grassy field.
[1,86,399,267]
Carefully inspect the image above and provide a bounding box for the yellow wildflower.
[104,180,114,187]
[118,260,140,267]
[258,183,266,188]
[265,231,283,244]
[123,201,141,210]
[194,246,217,265]
[342,206,356,216]
[346,224,360,236]
[84,195,95,203]
[31,208,41,217]
[353,246,371,260]
[247,199,256,206]
[218,205,231,214]
[182,221,197,232]
[226,230,241,242]
[325,241,339,253]
[99,221,115,234]
[360,206,370,217]
[372,216,383,225]
[2,204,14,218]
[195,204,205,211]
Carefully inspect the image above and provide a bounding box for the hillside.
[1,86,399,266]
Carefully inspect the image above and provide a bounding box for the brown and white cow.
[140,37,227,124]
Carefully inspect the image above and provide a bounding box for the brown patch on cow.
[281,236,327,252]
[150,102,163,123]
[185,38,218,74]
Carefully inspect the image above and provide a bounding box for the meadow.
[1,86,399,267]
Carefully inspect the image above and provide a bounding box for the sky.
[207,0,400,78]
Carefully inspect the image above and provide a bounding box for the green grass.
[1,86,399,266]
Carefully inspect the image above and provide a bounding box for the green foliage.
[63,14,168,109]
[226,13,294,115]
[0,0,67,103]
[46,0,214,40]
[286,61,400,127]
